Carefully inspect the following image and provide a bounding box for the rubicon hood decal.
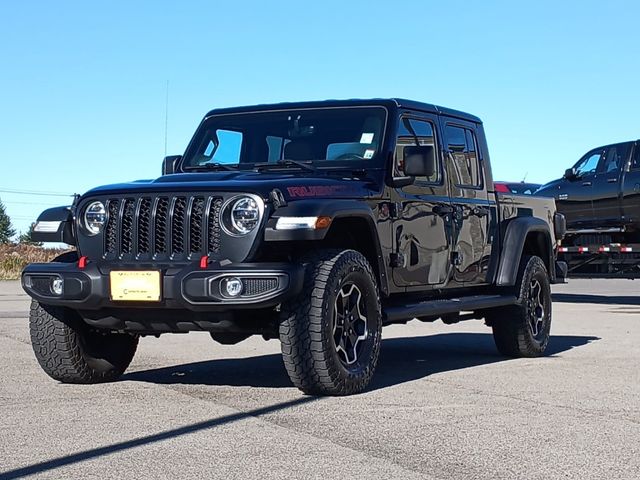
[81,171,381,201]
[286,185,362,198]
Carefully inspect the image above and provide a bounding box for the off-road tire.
[490,255,552,357]
[29,300,138,383]
[279,249,382,396]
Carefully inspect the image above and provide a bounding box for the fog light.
[51,278,63,296]
[223,277,243,297]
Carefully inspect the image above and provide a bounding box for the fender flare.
[264,199,390,295]
[496,217,555,286]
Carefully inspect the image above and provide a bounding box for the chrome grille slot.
[154,197,169,254]
[100,194,222,261]
[208,198,223,254]
[120,199,136,254]
[104,200,120,255]
[171,196,187,255]
[137,198,152,254]
[190,197,205,254]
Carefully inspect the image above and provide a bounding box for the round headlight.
[221,195,262,236]
[83,201,106,235]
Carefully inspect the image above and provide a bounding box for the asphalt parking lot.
[0,279,638,480]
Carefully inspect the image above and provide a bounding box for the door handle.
[432,204,454,216]
[472,206,489,217]
[582,181,592,186]
[607,178,618,183]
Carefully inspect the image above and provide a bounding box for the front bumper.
[22,260,304,312]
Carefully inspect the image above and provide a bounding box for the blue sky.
[1,0,638,235]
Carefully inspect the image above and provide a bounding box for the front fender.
[263,199,390,296]
[31,206,76,245]
[264,199,377,242]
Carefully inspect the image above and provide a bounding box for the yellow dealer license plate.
[110,271,161,302]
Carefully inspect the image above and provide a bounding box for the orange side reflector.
[315,216,332,229]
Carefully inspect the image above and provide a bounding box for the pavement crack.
[424,377,640,425]
[152,383,440,480]
[0,331,30,346]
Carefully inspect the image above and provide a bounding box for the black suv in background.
[23,99,564,395]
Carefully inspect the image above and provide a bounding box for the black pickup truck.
[537,140,640,277]
[23,99,565,395]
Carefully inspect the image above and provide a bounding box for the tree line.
[0,197,42,245]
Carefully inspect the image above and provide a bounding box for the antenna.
[164,80,169,157]
[522,171,528,183]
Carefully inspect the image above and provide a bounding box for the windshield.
[182,106,387,170]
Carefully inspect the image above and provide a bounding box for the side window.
[598,144,630,174]
[394,118,439,183]
[574,150,601,177]
[632,145,640,170]
[199,129,243,165]
[445,125,481,187]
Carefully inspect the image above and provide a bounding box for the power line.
[0,188,74,197]
[4,200,67,206]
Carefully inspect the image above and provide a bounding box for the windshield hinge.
[269,188,287,209]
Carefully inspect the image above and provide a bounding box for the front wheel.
[489,255,552,357]
[279,249,382,395]
[29,301,138,383]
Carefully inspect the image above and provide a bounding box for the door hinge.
[389,252,405,268]
[389,202,403,219]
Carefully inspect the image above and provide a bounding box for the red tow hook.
[78,256,88,269]
[199,256,209,269]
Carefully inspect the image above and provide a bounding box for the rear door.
[591,143,631,227]
[621,141,640,226]
[391,115,453,287]
[441,120,491,286]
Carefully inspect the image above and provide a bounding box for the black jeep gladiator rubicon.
[23,99,565,395]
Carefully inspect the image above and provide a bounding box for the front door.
[591,143,631,227]
[391,115,452,287]
[441,121,491,286]
[559,148,602,230]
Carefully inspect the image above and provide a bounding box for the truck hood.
[535,178,564,198]
[82,171,382,201]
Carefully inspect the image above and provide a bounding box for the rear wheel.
[29,301,138,383]
[279,249,382,395]
[489,255,552,357]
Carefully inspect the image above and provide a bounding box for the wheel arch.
[496,217,555,286]
[264,199,390,296]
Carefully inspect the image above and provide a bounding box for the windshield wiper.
[253,159,316,172]
[183,162,237,172]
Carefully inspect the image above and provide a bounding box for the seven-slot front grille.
[102,195,223,260]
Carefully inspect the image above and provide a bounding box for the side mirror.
[162,155,182,175]
[404,145,436,177]
[564,168,577,180]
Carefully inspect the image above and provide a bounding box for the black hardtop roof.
[204,98,482,124]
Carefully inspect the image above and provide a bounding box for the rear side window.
[598,144,630,174]
[394,118,440,183]
[633,144,640,170]
[445,125,481,187]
